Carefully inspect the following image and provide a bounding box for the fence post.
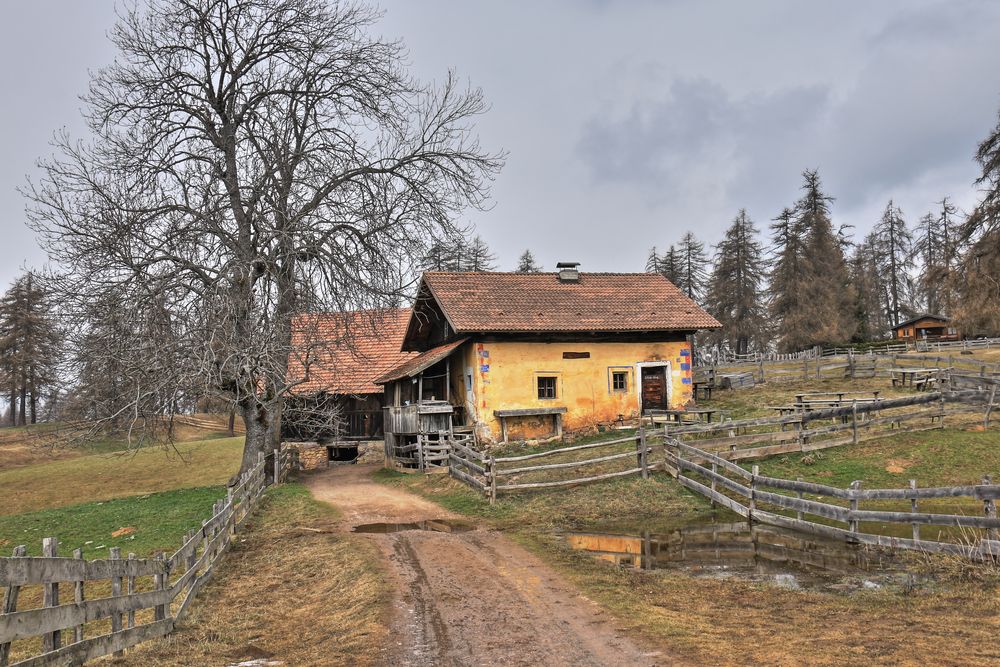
[0,545,27,666]
[127,553,137,630]
[749,465,758,523]
[758,358,765,383]
[110,547,123,655]
[154,553,167,622]
[851,400,859,445]
[710,461,718,508]
[985,385,997,430]
[637,428,648,479]
[273,446,281,485]
[849,481,861,536]
[909,480,920,542]
[73,548,85,644]
[796,477,804,520]
[41,538,61,652]
[417,435,425,472]
[488,456,497,505]
[984,475,998,542]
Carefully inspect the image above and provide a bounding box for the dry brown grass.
[518,531,1000,667]
[108,484,390,667]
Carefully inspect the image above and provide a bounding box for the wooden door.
[641,366,667,412]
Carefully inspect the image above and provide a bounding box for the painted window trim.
[607,366,632,393]
[536,375,559,400]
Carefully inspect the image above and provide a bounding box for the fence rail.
[665,439,1000,559]
[0,446,298,666]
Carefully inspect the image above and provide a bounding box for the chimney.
[556,261,580,283]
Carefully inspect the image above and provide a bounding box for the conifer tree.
[705,210,768,355]
[849,234,891,341]
[915,197,961,317]
[0,273,63,425]
[954,109,1000,334]
[795,170,856,346]
[871,200,914,327]
[515,249,542,272]
[767,206,807,351]
[675,232,709,304]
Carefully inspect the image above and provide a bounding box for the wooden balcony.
[384,400,454,435]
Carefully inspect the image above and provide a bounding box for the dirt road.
[305,465,671,667]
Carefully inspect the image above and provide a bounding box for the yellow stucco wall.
[459,339,693,443]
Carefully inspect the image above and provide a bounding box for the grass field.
[0,436,244,517]
[0,486,225,557]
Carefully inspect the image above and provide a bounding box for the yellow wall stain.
[457,340,692,443]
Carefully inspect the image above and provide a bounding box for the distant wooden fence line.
[0,447,297,666]
[666,439,1000,560]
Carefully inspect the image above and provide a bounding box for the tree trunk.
[227,409,236,437]
[238,398,283,476]
[18,381,26,427]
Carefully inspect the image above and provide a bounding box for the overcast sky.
[2,0,999,287]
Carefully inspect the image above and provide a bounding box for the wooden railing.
[665,439,1000,559]
[0,447,299,666]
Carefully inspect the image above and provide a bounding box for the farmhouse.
[375,264,720,449]
[891,314,960,343]
[284,308,415,459]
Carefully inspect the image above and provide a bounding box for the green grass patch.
[754,428,1000,489]
[0,436,244,516]
[0,485,225,558]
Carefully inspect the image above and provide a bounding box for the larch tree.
[26,0,502,473]
[849,233,891,341]
[459,235,498,271]
[953,108,1000,335]
[871,200,914,327]
[705,209,768,355]
[915,197,962,317]
[515,249,542,272]
[0,273,63,425]
[767,206,808,351]
[675,232,709,304]
[795,170,856,346]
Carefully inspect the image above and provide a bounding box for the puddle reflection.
[353,519,475,534]
[566,520,911,591]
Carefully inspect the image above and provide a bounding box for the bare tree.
[26,0,502,473]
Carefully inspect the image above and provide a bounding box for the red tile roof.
[287,309,415,395]
[421,272,720,332]
[374,338,469,384]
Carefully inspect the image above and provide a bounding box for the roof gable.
[415,271,721,335]
[287,308,416,395]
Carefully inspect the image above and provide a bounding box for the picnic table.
[693,381,714,401]
[644,408,720,425]
[794,390,881,404]
[889,368,944,389]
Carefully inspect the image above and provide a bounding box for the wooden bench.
[493,407,567,444]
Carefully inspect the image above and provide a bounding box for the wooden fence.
[448,432,655,505]
[666,439,1000,559]
[0,447,297,666]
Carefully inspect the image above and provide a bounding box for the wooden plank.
[675,475,750,517]
[450,440,487,463]
[448,453,487,477]
[753,489,850,522]
[9,619,174,667]
[0,545,27,666]
[495,448,644,477]
[674,442,753,479]
[41,539,59,653]
[0,587,175,644]
[497,467,642,490]
[448,463,488,492]
[675,458,752,498]
[493,435,638,463]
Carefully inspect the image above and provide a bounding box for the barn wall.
[468,339,693,443]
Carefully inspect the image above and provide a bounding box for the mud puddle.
[565,517,920,593]
[352,519,475,534]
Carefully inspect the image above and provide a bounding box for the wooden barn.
[374,264,720,450]
[892,314,960,343]
[284,308,416,461]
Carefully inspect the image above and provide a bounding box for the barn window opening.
[537,376,558,399]
[562,351,590,359]
[612,371,628,392]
